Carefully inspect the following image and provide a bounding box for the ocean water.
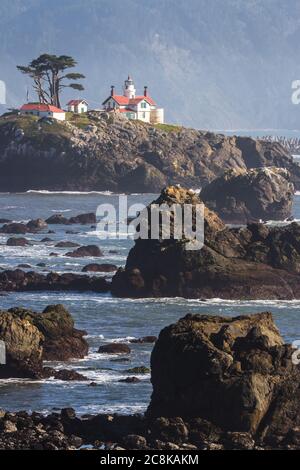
[0,190,300,416]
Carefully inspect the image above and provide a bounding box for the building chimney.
[111,85,115,97]
[144,86,148,97]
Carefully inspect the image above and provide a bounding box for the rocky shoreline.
[1,311,300,450]
[1,112,300,192]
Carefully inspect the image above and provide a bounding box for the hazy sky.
[1,0,300,130]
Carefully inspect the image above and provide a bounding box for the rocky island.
[0,112,300,192]
[112,186,300,299]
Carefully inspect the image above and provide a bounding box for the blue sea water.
[0,190,300,415]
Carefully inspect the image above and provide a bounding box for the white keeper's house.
[102,76,164,124]
[67,99,88,114]
[20,103,66,121]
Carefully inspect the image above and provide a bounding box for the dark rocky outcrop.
[46,212,96,225]
[82,263,117,273]
[98,343,131,354]
[0,304,88,378]
[26,219,48,232]
[6,304,88,362]
[6,237,30,247]
[65,245,103,258]
[42,367,88,381]
[0,269,110,293]
[112,186,300,300]
[68,213,96,225]
[0,220,48,234]
[45,214,69,225]
[201,167,294,224]
[130,336,157,344]
[0,223,29,234]
[119,377,141,383]
[0,113,300,192]
[0,311,43,378]
[147,312,300,447]
[55,241,80,248]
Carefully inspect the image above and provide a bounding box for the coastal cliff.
[0,112,299,192]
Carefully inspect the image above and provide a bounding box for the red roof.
[67,99,87,106]
[131,95,156,106]
[103,94,156,106]
[21,104,65,113]
[118,108,137,113]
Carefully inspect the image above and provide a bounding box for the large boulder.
[201,167,294,224]
[147,312,300,440]
[0,223,29,234]
[65,245,103,258]
[46,214,69,225]
[26,219,48,232]
[0,311,43,378]
[68,213,96,225]
[6,237,30,247]
[112,186,300,300]
[7,304,88,361]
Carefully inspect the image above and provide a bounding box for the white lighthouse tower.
[123,76,136,99]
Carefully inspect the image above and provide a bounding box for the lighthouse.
[102,76,164,124]
[123,76,136,99]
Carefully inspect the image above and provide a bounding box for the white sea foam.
[26,190,114,196]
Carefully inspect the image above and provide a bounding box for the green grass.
[0,113,72,151]
[154,123,182,133]
[66,111,91,129]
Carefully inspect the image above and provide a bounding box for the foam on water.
[0,191,300,415]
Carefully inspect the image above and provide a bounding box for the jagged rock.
[0,269,110,293]
[43,367,87,381]
[119,377,141,383]
[98,343,131,354]
[55,241,80,248]
[6,237,30,247]
[130,336,157,344]
[8,304,88,361]
[26,219,48,231]
[0,223,29,234]
[0,310,43,378]
[125,366,150,374]
[65,245,103,258]
[82,263,117,272]
[147,311,300,439]
[46,214,69,225]
[201,167,294,223]
[68,213,96,224]
[112,186,300,300]
[1,115,300,192]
